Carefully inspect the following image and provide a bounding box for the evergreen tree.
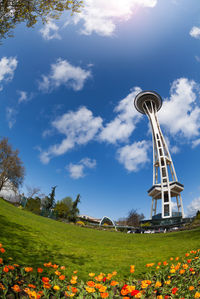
[45,186,57,211]
[69,194,80,222]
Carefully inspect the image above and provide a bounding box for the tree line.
[0,137,80,222]
[24,186,81,222]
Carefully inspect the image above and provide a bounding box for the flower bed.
[0,243,200,298]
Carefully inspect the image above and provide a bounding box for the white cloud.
[170,145,180,154]
[18,91,27,103]
[69,0,157,36]
[192,138,200,148]
[187,197,200,216]
[67,158,96,179]
[6,107,17,129]
[190,26,200,39]
[80,157,96,168]
[38,58,91,92]
[40,107,103,164]
[117,140,150,172]
[171,201,178,211]
[159,78,200,138]
[68,163,84,179]
[40,20,61,40]
[195,55,200,62]
[17,90,34,104]
[165,136,180,154]
[99,87,142,143]
[0,57,18,90]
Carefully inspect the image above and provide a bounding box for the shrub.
[54,201,70,219]
[141,222,151,227]
[25,197,41,215]
[196,210,200,220]
[76,220,85,226]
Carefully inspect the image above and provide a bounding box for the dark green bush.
[25,197,41,215]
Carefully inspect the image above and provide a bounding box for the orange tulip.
[25,267,33,272]
[28,284,36,289]
[12,284,21,292]
[42,277,49,283]
[110,280,118,286]
[59,275,65,280]
[3,265,9,272]
[87,281,95,287]
[101,292,109,298]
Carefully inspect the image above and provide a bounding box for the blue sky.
[1,0,200,220]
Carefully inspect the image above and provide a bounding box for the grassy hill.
[0,198,200,280]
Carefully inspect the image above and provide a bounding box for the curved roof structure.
[99,216,117,230]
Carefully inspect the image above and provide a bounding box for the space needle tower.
[134,91,184,219]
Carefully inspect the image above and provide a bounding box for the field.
[0,198,200,281]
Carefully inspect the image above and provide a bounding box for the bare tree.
[126,209,145,227]
[25,185,45,199]
[0,138,25,192]
[117,217,127,226]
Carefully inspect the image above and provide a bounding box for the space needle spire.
[134,91,184,219]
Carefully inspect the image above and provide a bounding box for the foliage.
[61,196,73,209]
[25,185,44,199]
[54,197,74,219]
[0,138,25,193]
[54,201,71,219]
[196,210,200,220]
[117,218,127,226]
[0,0,83,41]
[44,186,57,211]
[141,222,151,227]
[68,194,80,222]
[25,197,41,215]
[76,220,85,226]
[0,243,200,298]
[126,209,145,227]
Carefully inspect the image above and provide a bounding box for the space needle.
[134,91,184,219]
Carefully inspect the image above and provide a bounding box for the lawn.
[0,198,199,280]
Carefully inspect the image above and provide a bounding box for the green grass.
[0,198,200,280]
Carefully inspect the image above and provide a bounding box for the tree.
[25,196,41,214]
[0,138,25,193]
[54,200,70,219]
[26,185,45,199]
[54,196,73,219]
[117,218,127,226]
[0,0,83,41]
[68,194,80,222]
[45,185,57,211]
[61,196,73,210]
[126,209,145,227]
[196,210,200,220]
